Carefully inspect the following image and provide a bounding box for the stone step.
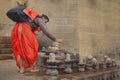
[0,44,12,48]
[0,49,13,54]
[0,36,13,60]
[0,36,11,44]
[0,54,13,60]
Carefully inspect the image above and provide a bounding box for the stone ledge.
[0,44,12,48]
[0,54,13,60]
[0,48,13,54]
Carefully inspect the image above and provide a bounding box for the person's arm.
[34,17,56,41]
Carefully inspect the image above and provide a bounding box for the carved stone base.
[86,64,93,71]
[78,64,85,72]
[46,66,58,76]
[64,61,72,73]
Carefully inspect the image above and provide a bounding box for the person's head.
[39,14,49,23]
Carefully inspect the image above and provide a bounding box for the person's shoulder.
[35,17,43,22]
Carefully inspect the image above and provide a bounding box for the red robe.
[11,7,39,68]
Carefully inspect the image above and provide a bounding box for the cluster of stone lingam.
[78,55,117,72]
[99,55,117,69]
[38,42,117,76]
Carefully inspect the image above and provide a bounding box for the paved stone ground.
[0,60,120,80]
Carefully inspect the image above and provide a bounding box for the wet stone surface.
[0,60,120,80]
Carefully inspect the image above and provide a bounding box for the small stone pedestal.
[86,64,93,71]
[99,63,107,69]
[46,61,60,76]
[46,53,60,76]
[93,64,99,70]
[112,60,117,67]
[106,63,112,68]
[78,64,85,71]
[64,60,73,73]
[72,59,79,68]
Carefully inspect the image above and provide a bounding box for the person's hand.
[55,39,63,43]
[33,28,40,35]
[34,30,39,35]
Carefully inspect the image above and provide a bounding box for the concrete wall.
[0,0,120,59]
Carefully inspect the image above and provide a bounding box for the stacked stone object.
[85,55,94,71]
[46,53,60,76]
[78,57,86,71]
[64,54,73,73]
[78,63,86,72]
[92,58,99,69]
[104,56,113,68]
[38,42,118,75]
[112,59,117,67]
[48,42,59,51]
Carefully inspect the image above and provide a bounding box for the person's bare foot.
[30,66,39,72]
[19,67,25,74]
[30,69,39,72]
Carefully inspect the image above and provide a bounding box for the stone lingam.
[77,54,84,71]
[48,42,59,51]
[99,55,116,69]
[70,53,79,68]
[85,55,94,71]
[46,53,61,76]
[111,59,117,67]
[104,56,113,68]
[85,55,99,71]
[78,58,86,72]
[56,53,66,69]
[64,53,73,73]
[36,52,46,68]
[92,58,99,70]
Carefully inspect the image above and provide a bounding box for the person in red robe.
[11,7,62,73]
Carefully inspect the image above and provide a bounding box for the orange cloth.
[11,7,39,68]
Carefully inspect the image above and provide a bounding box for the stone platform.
[0,60,120,80]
